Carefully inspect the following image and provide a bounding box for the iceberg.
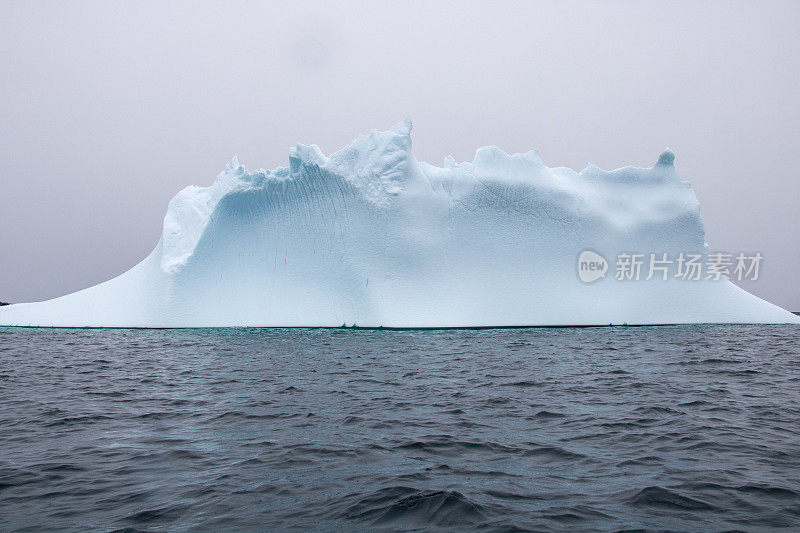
[1,120,797,327]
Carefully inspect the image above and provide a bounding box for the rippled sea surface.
[1,325,800,532]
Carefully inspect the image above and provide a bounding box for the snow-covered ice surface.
[1,120,797,327]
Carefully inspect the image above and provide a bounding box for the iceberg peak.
[656,149,675,167]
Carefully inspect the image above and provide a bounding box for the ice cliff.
[1,120,797,327]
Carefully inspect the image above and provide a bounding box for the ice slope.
[1,120,797,327]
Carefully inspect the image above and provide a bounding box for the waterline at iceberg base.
[1,120,797,328]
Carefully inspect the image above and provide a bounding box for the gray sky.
[1,0,798,310]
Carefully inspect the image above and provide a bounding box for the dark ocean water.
[1,325,799,532]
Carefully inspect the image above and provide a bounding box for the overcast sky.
[1,0,798,310]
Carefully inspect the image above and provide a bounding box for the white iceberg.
[1,120,797,327]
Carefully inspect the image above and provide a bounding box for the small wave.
[501,380,542,388]
[628,486,716,510]
[27,462,85,473]
[600,419,653,429]
[521,444,586,463]
[42,414,114,427]
[736,484,800,499]
[700,357,736,364]
[122,504,188,524]
[395,437,519,456]
[541,504,613,523]
[483,489,547,502]
[533,410,565,419]
[678,400,709,407]
[342,486,489,527]
[633,405,680,415]
[616,456,661,467]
